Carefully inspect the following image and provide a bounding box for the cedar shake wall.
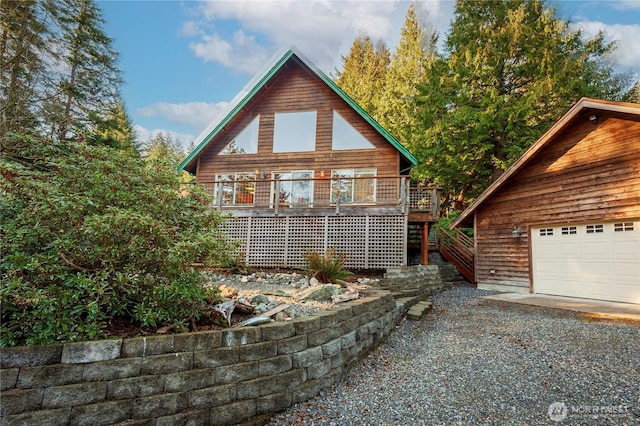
[475,110,640,289]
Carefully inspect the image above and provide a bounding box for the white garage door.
[532,221,640,304]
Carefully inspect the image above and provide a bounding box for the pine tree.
[375,2,438,152]
[42,0,122,141]
[0,0,46,135]
[144,132,185,169]
[414,0,629,209]
[334,32,390,116]
[88,99,140,155]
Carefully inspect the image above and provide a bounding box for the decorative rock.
[251,294,270,305]
[219,285,237,299]
[296,284,343,302]
[309,277,319,286]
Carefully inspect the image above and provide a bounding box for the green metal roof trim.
[178,47,417,172]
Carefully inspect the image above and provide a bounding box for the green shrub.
[304,249,353,284]
[435,210,474,237]
[0,134,235,346]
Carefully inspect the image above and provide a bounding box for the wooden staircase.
[434,226,475,282]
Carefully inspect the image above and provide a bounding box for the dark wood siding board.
[474,115,640,289]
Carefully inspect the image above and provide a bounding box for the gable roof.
[178,47,418,173]
[451,97,640,229]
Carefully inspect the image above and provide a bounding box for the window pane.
[291,171,313,205]
[235,173,255,204]
[273,171,313,207]
[332,110,375,150]
[221,115,259,154]
[273,111,316,152]
[354,169,376,202]
[331,169,354,203]
[273,172,292,206]
[215,174,234,205]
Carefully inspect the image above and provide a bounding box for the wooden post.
[335,178,341,215]
[216,182,223,211]
[274,179,280,215]
[421,222,429,265]
[400,177,407,214]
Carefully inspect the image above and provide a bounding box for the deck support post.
[421,222,429,265]
[216,183,223,211]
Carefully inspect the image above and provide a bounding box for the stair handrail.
[434,225,475,282]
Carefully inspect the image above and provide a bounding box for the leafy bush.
[304,249,353,284]
[435,210,474,237]
[0,134,235,346]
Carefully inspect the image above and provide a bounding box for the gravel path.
[267,286,640,425]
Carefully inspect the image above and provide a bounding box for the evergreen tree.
[144,132,185,169]
[376,2,438,153]
[413,0,629,209]
[0,0,46,135]
[42,0,122,141]
[334,32,390,116]
[1,0,124,145]
[88,99,140,155]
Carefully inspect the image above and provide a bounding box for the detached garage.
[452,98,640,305]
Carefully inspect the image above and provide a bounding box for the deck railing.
[434,226,475,282]
[202,176,439,216]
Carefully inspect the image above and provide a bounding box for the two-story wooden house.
[179,48,439,269]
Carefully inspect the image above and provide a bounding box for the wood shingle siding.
[454,100,640,292]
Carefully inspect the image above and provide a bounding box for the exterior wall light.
[511,226,522,238]
[589,115,598,124]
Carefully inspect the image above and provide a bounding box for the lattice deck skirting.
[222,214,408,269]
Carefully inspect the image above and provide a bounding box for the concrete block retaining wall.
[0,291,404,426]
[379,264,447,297]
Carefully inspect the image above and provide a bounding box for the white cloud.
[572,20,640,78]
[136,101,231,134]
[613,0,640,10]
[184,0,402,74]
[189,31,268,74]
[134,125,196,152]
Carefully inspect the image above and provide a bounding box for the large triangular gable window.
[332,110,375,150]
[221,115,259,155]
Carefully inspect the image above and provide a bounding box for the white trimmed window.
[331,169,376,204]
[214,173,255,205]
[332,110,375,150]
[272,171,314,207]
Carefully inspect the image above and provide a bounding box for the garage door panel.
[532,221,639,304]
[611,261,640,284]
[611,240,639,257]
[557,242,581,256]
[582,241,610,257]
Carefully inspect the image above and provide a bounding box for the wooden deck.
[205,176,440,220]
[204,177,440,269]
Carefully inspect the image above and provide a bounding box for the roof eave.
[450,97,640,229]
[178,47,418,173]
[178,49,295,172]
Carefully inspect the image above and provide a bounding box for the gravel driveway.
[267,287,640,425]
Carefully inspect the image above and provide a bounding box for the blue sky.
[99,0,640,151]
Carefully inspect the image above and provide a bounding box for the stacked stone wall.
[1,291,403,426]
